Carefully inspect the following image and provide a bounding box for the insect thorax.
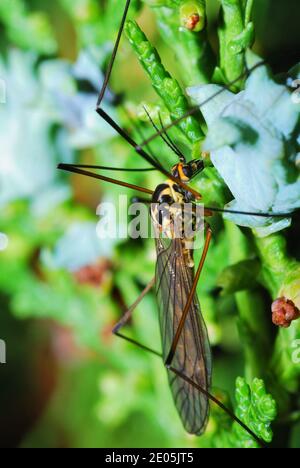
[150,180,201,245]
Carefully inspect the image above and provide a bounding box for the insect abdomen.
[155,237,212,435]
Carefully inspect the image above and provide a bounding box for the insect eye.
[189,160,204,177]
[182,166,192,178]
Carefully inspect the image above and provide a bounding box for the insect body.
[152,159,204,207]
[58,118,268,446]
[151,159,212,435]
[151,159,204,248]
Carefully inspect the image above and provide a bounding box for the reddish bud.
[180,2,206,32]
[272,297,300,328]
[186,14,201,31]
[74,260,111,287]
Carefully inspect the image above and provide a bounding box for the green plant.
[119,0,300,447]
[0,0,299,449]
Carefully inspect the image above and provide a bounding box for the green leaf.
[218,0,255,88]
[234,377,277,444]
[212,378,277,448]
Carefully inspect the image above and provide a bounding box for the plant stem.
[218,0,254,89]
[254,233,300,401]
[225,221,271,382]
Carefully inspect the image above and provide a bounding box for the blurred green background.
[0,0,299,448]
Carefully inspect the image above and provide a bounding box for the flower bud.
[272,297,300,328]
[180,1,206,32]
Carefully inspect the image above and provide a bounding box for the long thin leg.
[58,163,157,173]
[114,316,265,446]
[115,331,162,358]
[113,277,155,333]
[60,162,292,218]
[169,366,266,448]
[112,277,162,359]
[96,108,165,173]
[57,163,153,195]
[165,226,212,367]
[203,205,292,219]
[97,0,132,107]
[111,265,265,447]
[97,109,202,201]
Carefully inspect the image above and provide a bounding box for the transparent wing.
[155,237,212,435]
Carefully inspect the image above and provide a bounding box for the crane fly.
[58,0,295,447]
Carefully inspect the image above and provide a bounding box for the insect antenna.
[121,104,161,168]
[143,106,186,161]
[158,113,187,163]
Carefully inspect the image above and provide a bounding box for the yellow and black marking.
[151,159,204,246]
